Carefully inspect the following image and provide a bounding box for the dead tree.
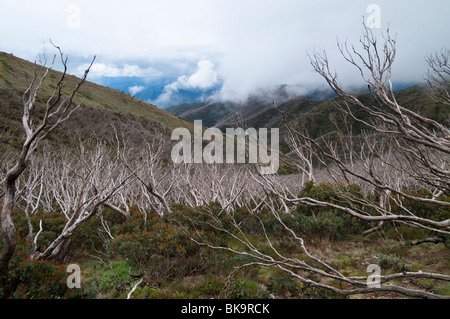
[182,24,450,299]
[32,141,134,261]
[303,24,449,234]
[120,136,174,217]
[15,151,49,254]
[0,44,95,275]
[425,48,449,105]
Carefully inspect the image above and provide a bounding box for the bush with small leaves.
[0,237,94,299]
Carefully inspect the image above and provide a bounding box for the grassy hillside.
[218,97,321,130]
[286,84,449,141]
[166,101,239,127]
[0,51,193,152]
[165,102,209,116]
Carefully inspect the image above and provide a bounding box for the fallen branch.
[127,279,144,299]
[411,236,446,246]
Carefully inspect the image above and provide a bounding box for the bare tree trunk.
[0,177,19,274]
[0,43,94,282]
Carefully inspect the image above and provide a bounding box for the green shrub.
[257,271,344,299]
[287,182,374,240]
[228,277,252,299]
[199,277,224,296]
[129,286,161,299]
[111,213,213,282]
[0,237,94,299]
[376,253,410,273]
[87,260,131,293]
[262,272,300,298]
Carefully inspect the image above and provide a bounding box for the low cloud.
[168,60,218,91]
[5,1,447,106]
[153,60,219,107]
[128,85,145,95]
[76,63,161,78]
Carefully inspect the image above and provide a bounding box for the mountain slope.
[165,82,448,160]
[216,97,322,130]
[286,84,449,140]
[166,82,447,139]
[0,51,193,152]
[166,101,239,127]
[165,85,313,129]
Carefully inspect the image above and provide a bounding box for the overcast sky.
[1,0,449,106]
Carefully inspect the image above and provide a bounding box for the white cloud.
[76,63,161,78]
[128,85,145,95]
[170,60,218,91]
[185,60,219,89]
[153,60,219,106]
[1,0,449,104]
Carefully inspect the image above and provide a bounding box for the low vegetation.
[1,181,448,299]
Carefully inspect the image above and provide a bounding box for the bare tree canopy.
[180,24,450,299]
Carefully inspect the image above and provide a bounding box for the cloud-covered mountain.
[3,1,448,111]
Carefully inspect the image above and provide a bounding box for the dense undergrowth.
[0,182,448,299]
